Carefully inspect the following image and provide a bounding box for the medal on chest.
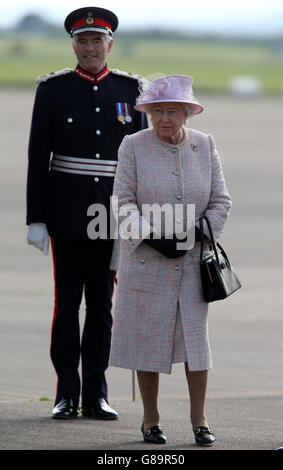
[115,102,132,124]
[123,103,132,123]
[116,103,125,124]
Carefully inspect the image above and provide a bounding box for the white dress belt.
[50,153,117,177]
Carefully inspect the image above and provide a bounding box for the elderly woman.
[109,75,232,446]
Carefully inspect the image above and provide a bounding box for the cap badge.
[86,13,94,25]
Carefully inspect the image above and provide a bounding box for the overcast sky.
[1,0,283,35]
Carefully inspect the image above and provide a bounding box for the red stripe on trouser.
[50,237,59,400]
[110,273,117,333]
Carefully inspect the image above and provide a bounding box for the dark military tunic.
[27,65,147,239]
[26,65,147,407]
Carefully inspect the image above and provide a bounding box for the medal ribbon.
[116,103,125,123]
[123,103,132,122]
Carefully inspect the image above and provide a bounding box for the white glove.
[27,223,49,256]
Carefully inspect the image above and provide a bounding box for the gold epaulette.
[36,68,73,83]
[111,69,147,88]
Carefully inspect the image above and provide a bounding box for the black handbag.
[199,215,241,302]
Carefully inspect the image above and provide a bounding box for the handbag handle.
[199,215,220,265]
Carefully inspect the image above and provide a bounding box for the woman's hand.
[144,234,187,258]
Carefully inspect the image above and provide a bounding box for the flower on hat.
[134,75,203,115]
[137,76,193,105]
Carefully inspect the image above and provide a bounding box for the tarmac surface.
[0,89,283,452]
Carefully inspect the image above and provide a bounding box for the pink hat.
[134,75,203,114]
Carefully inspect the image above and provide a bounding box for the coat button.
[95,153,100,158]
[95,107,100,112]
[93,85,98,91]
[94,177,99,182]
[96,130,101,135]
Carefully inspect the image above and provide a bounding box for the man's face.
[72,31,113,74]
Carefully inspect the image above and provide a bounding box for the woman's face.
[150,102,186,143]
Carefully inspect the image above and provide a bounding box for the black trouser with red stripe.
[50,238,115,408]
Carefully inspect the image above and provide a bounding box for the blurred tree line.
[1,13,283,52]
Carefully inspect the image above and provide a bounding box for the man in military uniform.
[26,6,147,419]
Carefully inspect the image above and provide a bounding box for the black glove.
[195,226,202,242]
[144,227,207,258]
[144,234,187,258]
[195,226,210,243]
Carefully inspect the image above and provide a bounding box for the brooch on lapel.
[191,143,198,151]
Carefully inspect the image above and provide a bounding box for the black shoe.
[194,426,215,446]
[51,398,78,419]
[82,398,118,420]
[141,423,166,444]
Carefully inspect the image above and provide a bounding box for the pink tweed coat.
[109,127,232,373]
